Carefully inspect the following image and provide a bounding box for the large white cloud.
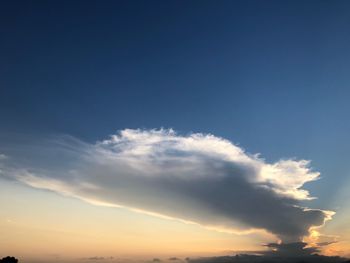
[0,129,334,242]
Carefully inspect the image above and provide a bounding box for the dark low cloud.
[0,129,334,242]
[264,242,319,256]
[186,254,348,263]
[87,257,105,261]
[187,243,348,263]
[81,257,114,261]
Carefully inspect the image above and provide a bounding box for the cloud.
[0,129,334,242]
[264,242,320,256]
[187,242,345,262]
[86,257,105,261]
[185,252,347,263]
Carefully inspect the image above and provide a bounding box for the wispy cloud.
[0,129,334,242]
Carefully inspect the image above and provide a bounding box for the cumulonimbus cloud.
[0,129,334,242]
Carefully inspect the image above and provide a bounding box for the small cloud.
[264,242,319,256]
[317,241,338,246]
[87,257,105,260]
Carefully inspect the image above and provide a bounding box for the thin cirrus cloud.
[0,129,334,243]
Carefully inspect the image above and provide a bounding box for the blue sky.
[1,1,350,254]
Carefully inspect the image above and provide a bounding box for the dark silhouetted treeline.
[0,257,18,263]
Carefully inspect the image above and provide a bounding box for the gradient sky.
[1,0,350,262]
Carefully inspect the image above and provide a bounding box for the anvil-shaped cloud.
[0,129,334,242]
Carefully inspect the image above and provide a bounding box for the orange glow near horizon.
[1,169,350,262]
[0,180,276,262]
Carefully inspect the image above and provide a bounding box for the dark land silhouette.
[0,257,18,263]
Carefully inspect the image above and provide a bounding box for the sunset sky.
[1,1,350,262]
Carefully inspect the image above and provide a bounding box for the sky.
[1,0,350,262]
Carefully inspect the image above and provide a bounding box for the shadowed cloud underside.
[0,129,334,242]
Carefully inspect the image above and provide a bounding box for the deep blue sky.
[1,0,350,208]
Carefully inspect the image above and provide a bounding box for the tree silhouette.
[0,257,18,263]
